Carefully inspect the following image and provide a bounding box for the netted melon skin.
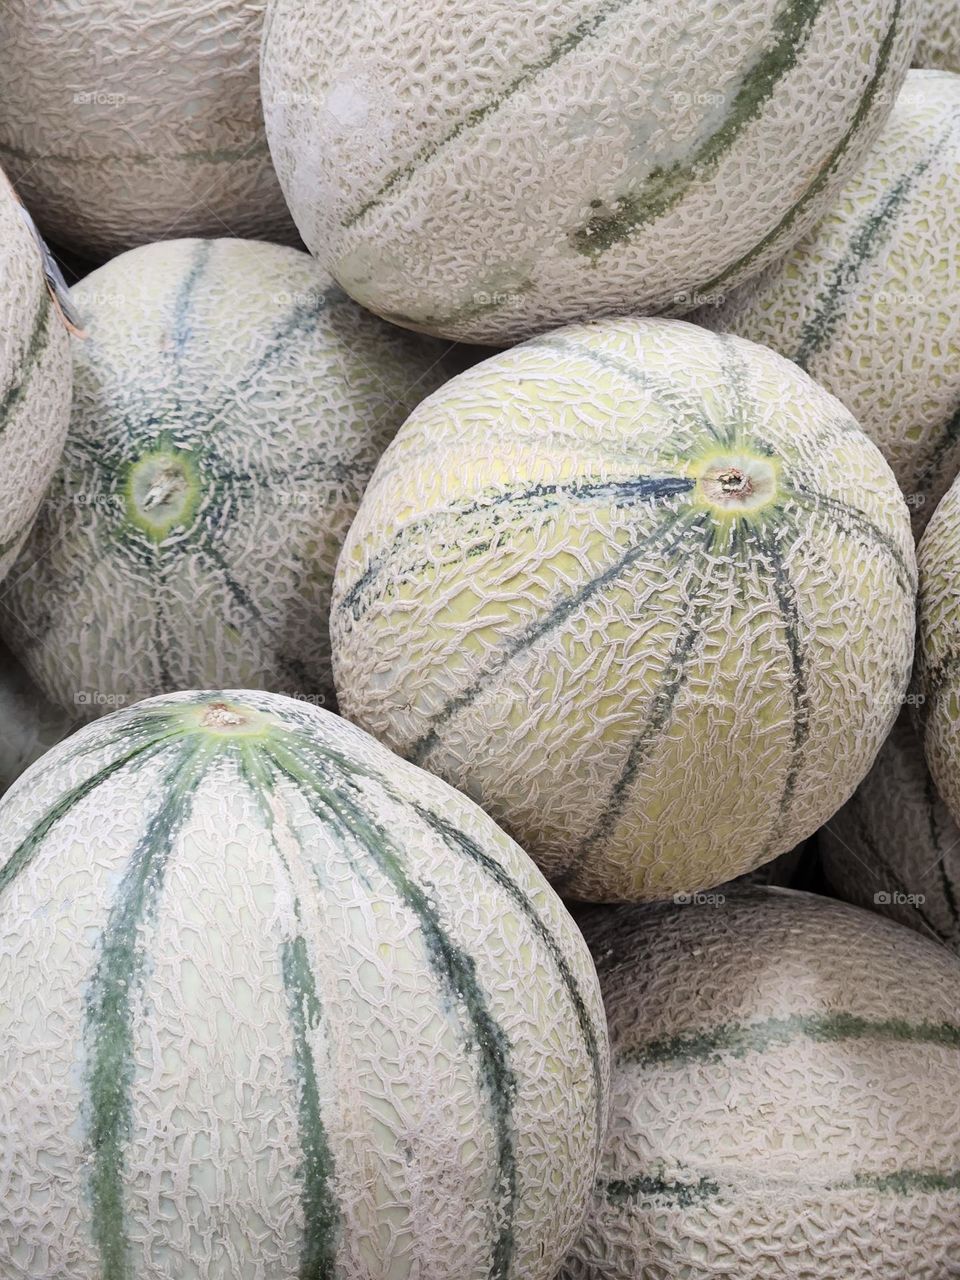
[559,888,960,1280]
[331,317,916,902]
[0,640,77,795]
[261,0,917,343]
[914,1,960,71]
[0,689,609,1279]
[0,238,450,719]
[0,0,297,257]
[820,710,960,952]
[0,177,72,583]
[916,474,960,832]
[698,70,960,538]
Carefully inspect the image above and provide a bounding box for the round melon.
[0,639,76,796]
[914,1,960,71]
[916,473,960,831]
[0,688,608,1279]
[560,887,960,1280]
[331,317,916,901]
[697,70,960,537]
[0,237,450,719]
[819,710,960,951]
[0,0,297,257]
[0,173,72,581]
[261,0,918,343]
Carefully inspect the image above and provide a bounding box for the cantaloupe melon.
[261,0,918,343]
[819,711,960,951]
[916,473,960,831]
[0,639,76,796]
[0,688,608,1279]
[0,0,297,256]
[560,887,960,1280]
[0,237,450,718]
[331,318,916,901]
[0,173,72,583]
[698,70,960,536]
[914,1,960,71]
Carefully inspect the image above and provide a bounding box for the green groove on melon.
[343,0,641,229]
[170,240,214,358]
[698,0,904,295]
[571,0,829,257]
[0,290,52,437]
[0,138,273,169]
[598,1166,960,1206]
[788,484,915,595]
[600,1173,721,1208]
[791,131,947,368]
[620,1011,960,1068]
[915,403,960,506]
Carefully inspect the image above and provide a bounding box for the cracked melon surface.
[0,175,71,583]
[916,474,960,834]
[0,238,450,719]
[0,689,608,1279]
[914,1,960,71]
[261,0,917,342]
[560,888,960,1280]
[0,0,297,256]
[820,710,960,953]
[698,70,960,537]
[331,318,916,902]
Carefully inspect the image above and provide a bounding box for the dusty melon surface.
[331,318,916,902]
[0,175,72,583]
[560,888,960,1280]
[916,474,960,831]
[698,70,960,537]
[0,639,77,796]
[819,711,960,952]
[914,0,960,71]
[261,0,917,342]
[0,689,608,1280]
[0,0,297,256]
[0,237,450,719]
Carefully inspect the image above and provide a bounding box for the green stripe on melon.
[0,689,608,1279]
[262,0,917,341]
[0,237,451,720]
[0,174,72,582]
[560,887,960,1280]
[0,0,297,256]
[697,70,960,536]
[331,317,916,902]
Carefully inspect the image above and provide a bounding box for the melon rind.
[0,237,451,719]
[913,0,960,72]
[331,317,916,902]
[698,70,960,537]
[560,887,960,1280]
[0,688,609,1279]
[0,639,77,796]
[261,0,918,342]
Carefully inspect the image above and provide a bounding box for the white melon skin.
[0,639,77,796]
[916,474,960,832]
[261,0,917,343]
[0,0,298,257]
[559,887,960,1280]
[820,710,960,952]
[697,70,960,537]
[331,317,916,902]
[0,237,451,719]
[0,689,609,1279]
[0,175,72,582]
[914,1,960,71]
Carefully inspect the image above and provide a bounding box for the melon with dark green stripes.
[331,318,916,901]
[0,689,608,1279]
[560,887,960,1280]
[698,70,960,537]
[261,0,918,343]
[914,1,960,71]
[916,474,960,834]
[0,638,76,796]
[819,710,960,952]
[0,0,297,257]
[0,175,71,582]
[0,237,449,719]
